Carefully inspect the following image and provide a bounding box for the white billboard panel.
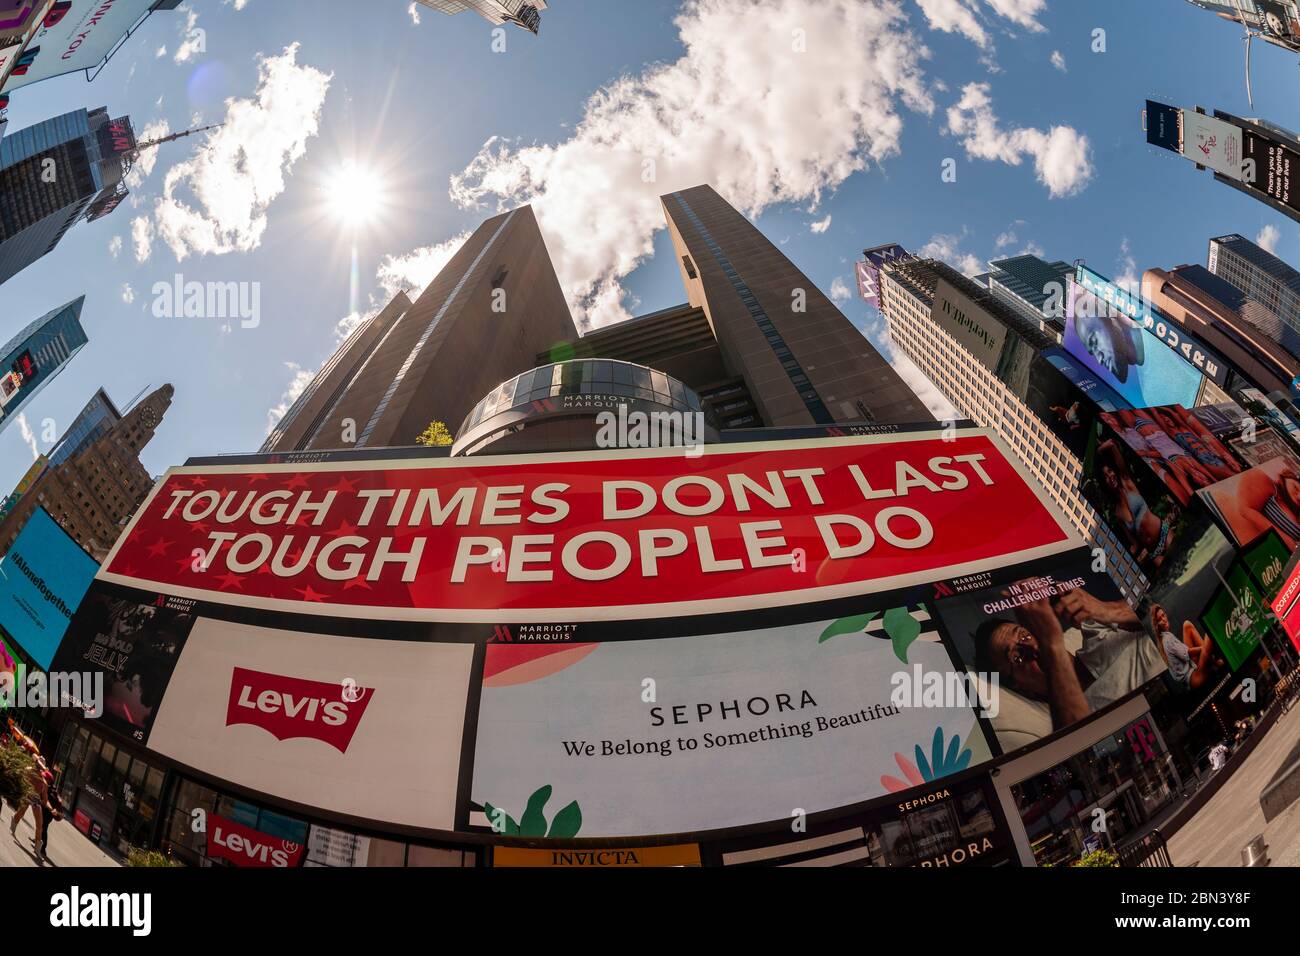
[148,618,473,832]
[3,0,154,91]
[1182,111,1245,182]
[471,609,995,838]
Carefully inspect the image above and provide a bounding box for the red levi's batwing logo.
[226,667,373,753]
[207,813,305,868]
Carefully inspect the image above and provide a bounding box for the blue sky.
[2,0,1299,496]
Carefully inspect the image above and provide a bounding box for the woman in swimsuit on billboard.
[1097,439,1175,572]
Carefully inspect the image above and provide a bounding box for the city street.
[1170,704,1300,867]
[0,808,120,869]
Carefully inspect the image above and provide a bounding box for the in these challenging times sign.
[97,430,1079,621]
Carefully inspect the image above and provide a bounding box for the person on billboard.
[1164,407,1240,483]
[1073,308,1144,384]
[1050,401,1084,432]
[1096,439,1176,571]
[972,580,1165,738]
[1130,410,1217,499]
[1213,463,1300,549]
[1107,410,1189,501]
[1147,603,1217,691]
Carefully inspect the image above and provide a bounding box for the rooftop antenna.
[121,122,224,176]
[1232,0,1265,107]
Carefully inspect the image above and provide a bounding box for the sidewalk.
[0,806,121,868]
[1167,703,1300,867]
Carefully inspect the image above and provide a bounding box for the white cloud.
[810,214,833,234]
[131,215,154,263]
[155,45,167,58]
[15,414,39,460]
[983,0,1046,31]
[147,45,331,261]
[266,362,315,436]
[916,0,989,48]
[408,2,421,24]
[108,235,123,258]
[225,0,251,9]
[121,283,135,304]
[1257,224,1281,254]
[829,276,853,304]
[1050,50,1066,72]
[377,232,471,298]
[447,0,934,329]
[1115,237,1139,294]
[995,230,1017,249]
[945,82,1094,197]
[919,231,985,277]
[173,8,204,64]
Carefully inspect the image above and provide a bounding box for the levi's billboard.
[146,617,472,831]
[97,431,1080,623]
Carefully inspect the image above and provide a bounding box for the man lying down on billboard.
[934,561,1167,752]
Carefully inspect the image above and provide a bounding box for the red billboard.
[1271,561,1300,654]
[206,813,305,869]
[98,431,1078,622]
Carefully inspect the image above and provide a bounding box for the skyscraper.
[1143,263,1300,395]
[414,0,547,33]
[663,185,931,427]
[0,295,87,435]
[1207,233,1300,361]
[877,256,1147,597]
[977,254,1075,337]
[0,107,134,285]
[262,204,578,452]
[46,386,121,465]
[0,384,172,560]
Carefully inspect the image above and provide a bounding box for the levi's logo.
[226,667,373,753]
[207,813,305,869]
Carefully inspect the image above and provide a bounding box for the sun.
[324,160,388,229]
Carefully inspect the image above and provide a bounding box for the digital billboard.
[857,244,913,307]
[471,601,997,838]
[929,553,1165,753]
[1071,266,1228,392]
[1201,564,1268,672]
[930,279,1035,397]
[2,0,155,91]
[49,588,195,742]
[147,616,473,832]
[1081,417,1188,579]
[1042,347,1129,412]
[1199,456,1300,551]
[1145,100,1181,153]
[1240,126,1300,218]
[1242,531,1289,597]
[707,772,1012,867]
[1270,558,1300,654]
[1138,518,1236,721]
[1182,111,1244,181]
[0,506,98,668]
[0,633,24,710]
[1102,406,1242,506]
[97,431,1079,623]
[1024,355,1100,461]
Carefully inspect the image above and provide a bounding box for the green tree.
[416,421,453,447]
